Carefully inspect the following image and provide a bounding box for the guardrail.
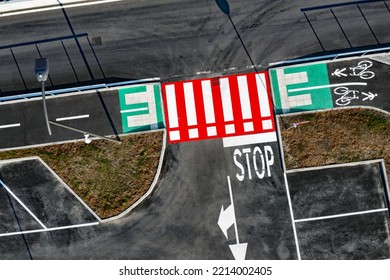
[269,46,390,67]
[0,77,161,102]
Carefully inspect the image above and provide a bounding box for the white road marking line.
[0,123,21,129]
[0,222,99,238]
[256,73,271,117]
[201,80,215,124]
[222,132,277,148]
[220,78,234,122]
[55,114,89,122]
[183,82,197,126]
[165,84,179,128]
[287,82,367,93]
[283,172,301,260]
[295,208,389,223]
[0,180,47,229]
[0,0,123,18]
[237,75,252,120]
[120,107,148,114]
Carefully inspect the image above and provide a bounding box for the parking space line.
[294,208,388,223]
[0,222,99,238]
[0,180,47,229]
[0,123,21,129]
[283,173,301,260]
[56,114,90,121]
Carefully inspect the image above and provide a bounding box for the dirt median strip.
[0,130,164,219]
[279,108,390,180]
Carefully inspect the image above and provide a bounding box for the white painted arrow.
[361,91,377,101]
[331,68,347,77]
[218,176,248,260]
[229,243,248,260]
[218,204,235,239]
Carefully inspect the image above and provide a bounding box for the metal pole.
[41,80,52,135]
[48,120,121,144]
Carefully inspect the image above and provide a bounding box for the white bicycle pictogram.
[349,60,375,80]
[334,87,359,106]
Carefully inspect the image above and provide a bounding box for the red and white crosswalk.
[162,72,275,143]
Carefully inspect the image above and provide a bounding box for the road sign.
[162,72,275,143]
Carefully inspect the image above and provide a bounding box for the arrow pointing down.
[229,243,248,260]
[218,176,248,260]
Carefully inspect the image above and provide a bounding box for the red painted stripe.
[162,71,273,143]
[211,78,225,138]
[246,73,262,133]
[192,79,206,139]
[173,82,188,142]
[228,75,244,135]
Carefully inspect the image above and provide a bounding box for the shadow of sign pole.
[215,0,287,130]
[215,0,258,72]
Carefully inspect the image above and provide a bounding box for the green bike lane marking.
[118,83,165,133]
[270,63,334,114]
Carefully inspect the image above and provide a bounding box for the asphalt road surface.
[1,0,390,260]
[1,0,390,95]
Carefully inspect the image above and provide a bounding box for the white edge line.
[287,82,367,93]
[56,114,90,122]
[227,176,239,245]
[0,0,123,17]
[0,222,99,238]
[0,123,21,129]
[295,208,389,223]
[286,159,384,174]
[283,172,301,260]
[0,179,47,229]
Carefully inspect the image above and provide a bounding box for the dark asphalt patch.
[0,158,98,229]
[0,186,42,233]
[287,161,388,220]
[296,211,390,260]
[327,57,390,110]
[287,161,390,260]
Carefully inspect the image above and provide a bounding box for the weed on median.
[280,108,390,179]
[0,131,164,219]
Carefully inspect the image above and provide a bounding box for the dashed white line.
[294,208,389,223]
[0,123,21,129]
[0,222,99,238]
[0,180,47,229]
[56,114,89,122]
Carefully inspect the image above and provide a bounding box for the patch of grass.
[0,131,164,219]
[280,108,390,179]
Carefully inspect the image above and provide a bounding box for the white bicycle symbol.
[334,87,359,106]
[349,60,375,80]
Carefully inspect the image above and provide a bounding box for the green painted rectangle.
[271,63,334,114]
[118,83,165,133]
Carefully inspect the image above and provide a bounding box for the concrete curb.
[101,129,167,223]
[278,105,390,118]
[285,159,385,174]
[0,129,167,223]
